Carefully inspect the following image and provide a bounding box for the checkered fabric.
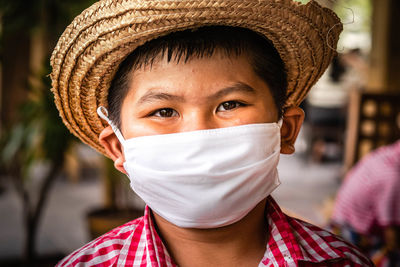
[332,140,400,235]
[57,197,373,266]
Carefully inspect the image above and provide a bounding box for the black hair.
[107,26,287,128]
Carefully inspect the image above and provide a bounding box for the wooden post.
[368,0,400,92]
[386,0,400,91]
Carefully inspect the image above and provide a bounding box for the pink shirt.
[58,197,372,266]
[332,140,400,234]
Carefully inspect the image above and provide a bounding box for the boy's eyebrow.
[136,82,256,104]
[137,90,185,105]
[207,82,256,100]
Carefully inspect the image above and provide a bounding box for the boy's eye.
[151,108,178,118]
[217,101,243,112]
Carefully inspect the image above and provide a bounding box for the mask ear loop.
[97,106,126,144]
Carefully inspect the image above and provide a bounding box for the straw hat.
[50,0,342,155]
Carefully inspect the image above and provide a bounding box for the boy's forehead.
[130,51,255,87]
[125,53,274,107]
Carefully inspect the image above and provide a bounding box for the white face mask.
[98,107,281,228]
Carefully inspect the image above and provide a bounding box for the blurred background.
[0,0,399,266]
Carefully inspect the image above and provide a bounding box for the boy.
[51,0,373,266]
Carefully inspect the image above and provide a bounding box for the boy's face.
[100,50,304,173]
[119,51,279,139]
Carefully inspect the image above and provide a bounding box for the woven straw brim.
[50,0,342,155]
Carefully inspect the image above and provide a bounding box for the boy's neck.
[152,199,268,267]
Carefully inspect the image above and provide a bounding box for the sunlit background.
[0,0,399,266]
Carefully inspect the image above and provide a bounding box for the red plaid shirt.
[57,197,373,266]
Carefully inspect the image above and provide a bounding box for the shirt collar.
[263,196,343,266]
[143,206,176,266]
[262,196,308,266]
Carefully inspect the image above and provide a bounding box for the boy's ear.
[99,126,127,174]
[280,106,304,154]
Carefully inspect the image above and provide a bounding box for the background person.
[331,137,400,266]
